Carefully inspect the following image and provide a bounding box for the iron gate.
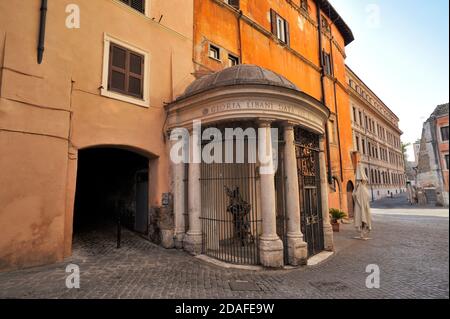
[295,128,324,257]
[200,162,261,265]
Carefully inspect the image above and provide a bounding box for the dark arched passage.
[73,147,149,241]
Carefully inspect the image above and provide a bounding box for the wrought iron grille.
[199,130,261,265]
[295,127,324,257]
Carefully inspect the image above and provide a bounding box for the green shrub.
[329,208,347,222]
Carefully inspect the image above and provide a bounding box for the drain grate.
[229,280,261,291]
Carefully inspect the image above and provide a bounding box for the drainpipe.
[316,0,333,185]
[238,10,243,63]
[37,0,48,64]
[329,35,344,183]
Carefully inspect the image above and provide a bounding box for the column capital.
[257,118,276,128]
[282,121,297,130]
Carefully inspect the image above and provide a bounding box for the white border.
[101,33,150,108]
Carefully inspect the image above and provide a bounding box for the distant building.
[347,66,406,202]
[416,103,449,207]
[413,140,421,166]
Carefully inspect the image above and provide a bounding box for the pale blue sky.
[330,0,449,160]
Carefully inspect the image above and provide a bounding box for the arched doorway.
[346,181,355,219]
[73,147,149,247]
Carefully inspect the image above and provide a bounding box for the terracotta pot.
[331,221,340,232]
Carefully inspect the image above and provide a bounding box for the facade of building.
[0,0,194,271]
[347,66,406,203]
[193,0,356,217]
[416,103,449,207]
[0,0,356,271]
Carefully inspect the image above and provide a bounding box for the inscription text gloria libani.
[207,100,321,124]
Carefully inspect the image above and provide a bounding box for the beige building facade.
[0,0,194,271]
[347,66,406,202]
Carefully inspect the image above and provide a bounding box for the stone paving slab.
[0,212,448,299]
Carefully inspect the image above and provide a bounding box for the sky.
[330,0,449,161]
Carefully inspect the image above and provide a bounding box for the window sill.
[101,88,149,108]
[208,56,222,63]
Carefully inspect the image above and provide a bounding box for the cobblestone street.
[0,200,448,299]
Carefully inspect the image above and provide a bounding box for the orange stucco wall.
[0,0,194,271]
[193,0,355,214]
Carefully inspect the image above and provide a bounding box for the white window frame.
[101,33,150,108]
[208,44,221,61]
[228,54,240,67]
[276,15,286,43]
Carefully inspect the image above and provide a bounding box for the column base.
[259,237,284,268]
[174,232,185,249]
[161,229,175,249]
[323,224,334,251]
[183,232,202,255]
[287,235,308,266]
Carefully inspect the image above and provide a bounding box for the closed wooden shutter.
[284,19,290,46]
[108,43,144,99]
[270,9,277,35]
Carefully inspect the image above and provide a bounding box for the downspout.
[37,0,48,64]
[316,0,333,185]
[329,34,344,183]
[238,10,243,63]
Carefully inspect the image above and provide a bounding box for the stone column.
[183,133,202,254]
[283,124,308,266]
[173,160,186,249]
[258,120,284,268]
[319,135,334,251]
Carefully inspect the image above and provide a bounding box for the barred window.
[119,0,145,14]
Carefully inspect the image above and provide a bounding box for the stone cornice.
[166,84,329,135]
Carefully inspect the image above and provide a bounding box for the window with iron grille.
[108,43,144,99]
[119,0,145,14]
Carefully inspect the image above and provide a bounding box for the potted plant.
[329,208,347,232]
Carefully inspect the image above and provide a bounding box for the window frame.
[208,44,221,62]
[322,51,333,76]
[271,10,290,46]
[300,0,309,12]
[101,34,150,108]
[228,54,240,67]
[440,125,449,142]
